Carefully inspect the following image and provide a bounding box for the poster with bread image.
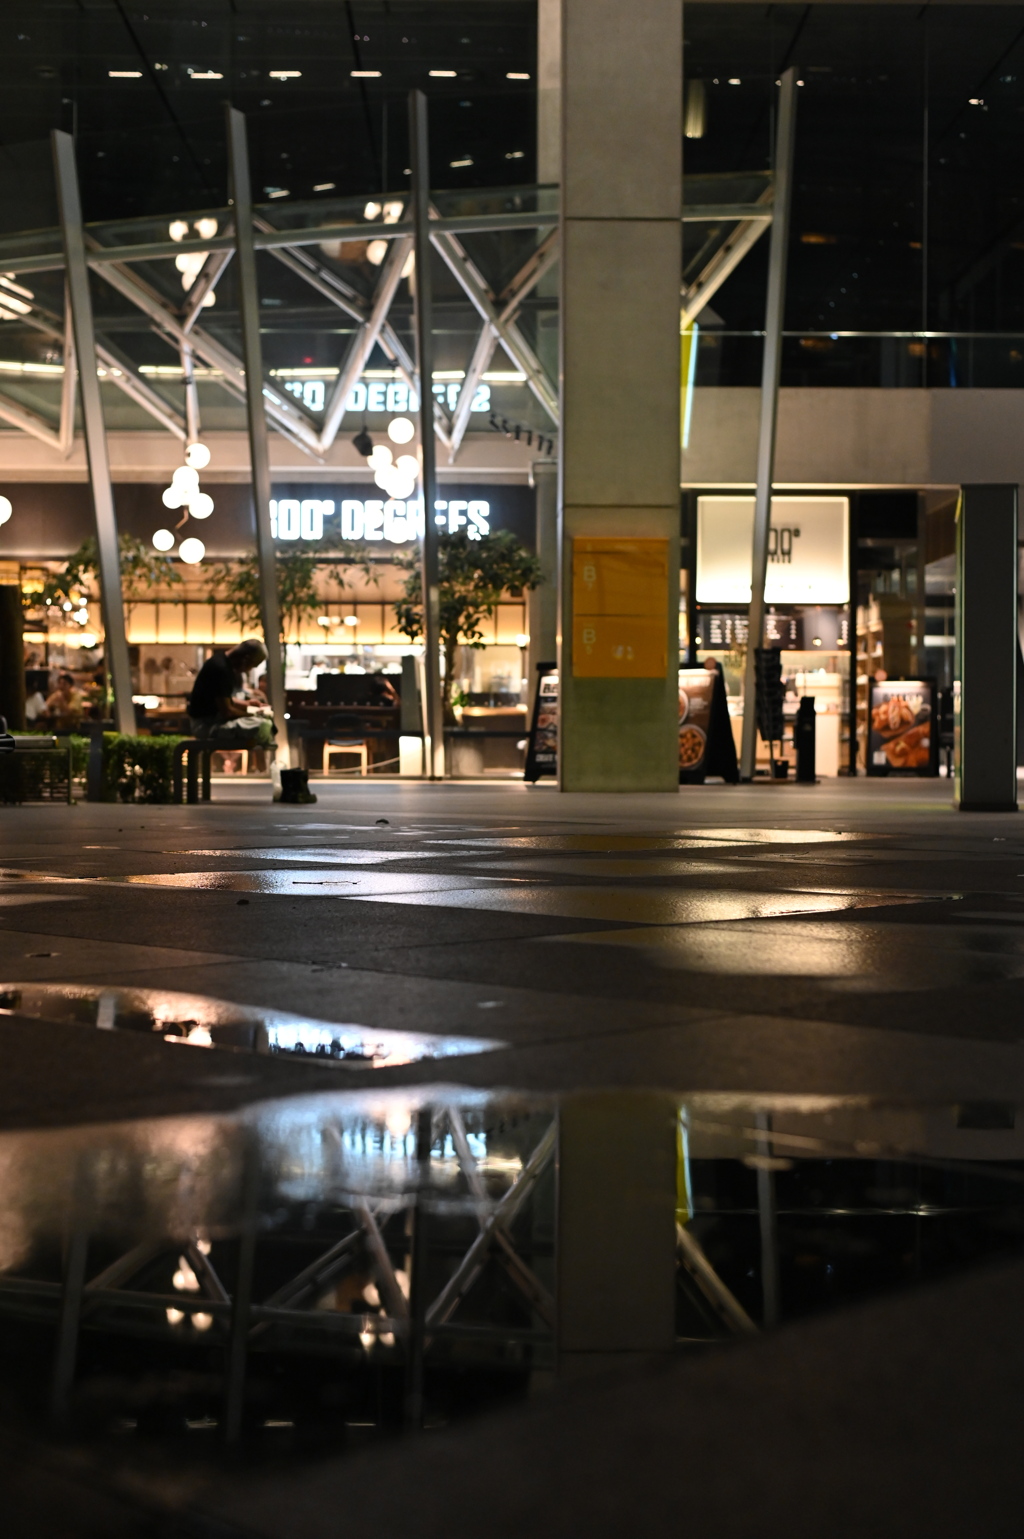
[867,678,937,775]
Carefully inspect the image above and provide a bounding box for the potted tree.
[394,529,543,771]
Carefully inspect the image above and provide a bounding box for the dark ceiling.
[0,2,536,226]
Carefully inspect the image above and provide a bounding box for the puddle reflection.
[0,1085,1021,1460]
[0,985,501,1066]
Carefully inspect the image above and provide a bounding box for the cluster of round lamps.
[152,441,213,564]
[354,415,419,499]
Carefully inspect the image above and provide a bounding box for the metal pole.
[754,1111,780,1329]
[409,89,444,779]
[225,106,288,763]
[51,131,135,737]
[739,68,798,781]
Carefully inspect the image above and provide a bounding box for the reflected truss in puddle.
[0,1087,1022,1454]
[0,984,501,1067]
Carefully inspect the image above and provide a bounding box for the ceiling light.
[0,495,12,525]
[430,70,457,77]
[152,528,175,551]
[194,217,218,241]
[266,188,289,199]
[314,182,336,192]
[190,71,224,81]
[178,536,206,565]
[343,614,359,627]
[351,70,381,78]
[366,239,387,265]
[109,70,142,79]
[185,441,211,469]
[79,632,97,648]
[969,97,984,106]
[450,158,473,168]
[364,200,382,220]
[161,485,184,510]
[189,492,214,519]
[269,70,301,80]
[395,454,418,477]
[382,201,403,223]
[505,150,525,160]
[171,464,200,494]
[387,417,415,444]
[0,276,33,301]
[507,72,530,80]
[168,219,189,242]
[516,633,530,648]
[728,78,741,86]
[368,444,393,470]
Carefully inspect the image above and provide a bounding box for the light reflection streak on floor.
[548,917,1024,989]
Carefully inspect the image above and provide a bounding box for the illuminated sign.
[270,497,492,544]
[282,377,491,415]
[696,496,850,604]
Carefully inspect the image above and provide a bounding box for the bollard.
[796,696,817,783]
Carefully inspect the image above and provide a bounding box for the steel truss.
[0,163,772,466]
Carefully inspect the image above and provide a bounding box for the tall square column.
[956,483,1018,811]
[558,0,682,792]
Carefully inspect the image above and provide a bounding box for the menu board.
[867,678,937,776]
[679,665,740,784]
[524,665,559,781]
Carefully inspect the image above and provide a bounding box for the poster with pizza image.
[678,668,714,779]
[867,677,938,776]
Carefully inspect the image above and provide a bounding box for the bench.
[172,737,257,803]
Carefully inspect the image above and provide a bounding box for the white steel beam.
[317,235,412,451]
[448,231,559,459]
[59,282,76,457]
[681,185,774,326]
[431,225,559,424]
[0,392,61,450]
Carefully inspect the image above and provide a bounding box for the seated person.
[43,672,86,730]
[24,689,48,724]
[187,639,274,745]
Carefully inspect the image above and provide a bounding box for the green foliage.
[204,542,373,643]
[394,531,543,715]
[102,733,186,803]
[42,534,181,612]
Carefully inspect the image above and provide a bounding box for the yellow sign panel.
[572,614,668,678]
[573,538,669,617]
[572,537,669,677]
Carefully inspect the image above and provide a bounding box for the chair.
[321,713,369,777]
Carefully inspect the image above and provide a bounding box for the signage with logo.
[270,496,493,545]
[696,496,850,605]
[268,482,534,552]
[572,537,669,679]
[280,376,491,417]
[524,665,559,781]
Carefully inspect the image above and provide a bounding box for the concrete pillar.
[528,461,559,692]
[557,1093,678,1378]
[558,0,682,792]
[956,483,1019,811]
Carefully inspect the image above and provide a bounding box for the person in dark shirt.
[188,639,273,743]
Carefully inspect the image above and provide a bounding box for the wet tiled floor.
[3,778,1024,1533]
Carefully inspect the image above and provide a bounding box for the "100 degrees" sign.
[270,497,493,544]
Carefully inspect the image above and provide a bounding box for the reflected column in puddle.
[557,1093,679,1378]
